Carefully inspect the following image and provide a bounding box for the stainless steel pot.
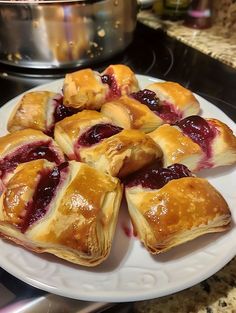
[0,0,154,69]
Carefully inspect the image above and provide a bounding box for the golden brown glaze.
[7,91,58,133]
[0,129,62,157]
[0,129,65,189]
[1,159,50,226]
[62,65,139,110]
[101,96,163,133]
[0,160,123,266]
[148,118,236,171]
[148,124,203,171]
[55,108,162,177]
[55,109,162,177]
[72,128,162,177]
[143,178,229,237]
[55,110,111,143]
[36,164,119,253]
[102,64,140,96]
[2,66,234,266]
[147,82,200,116]
[208,119,236,154]
[63,69,108,110]
[126,177,231,254]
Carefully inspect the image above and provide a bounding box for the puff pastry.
[7,91,60,134]
[101,82,200,132]
[7,91,80,135]
[101,64,140,99]
[54,110,162,177]
[62,64,139,110]
[145,81,200,122]
[101,95,163,133]
[125,164,231,254]
[0,159,122,266]
[148,116,236,171]
[0,129,65,189]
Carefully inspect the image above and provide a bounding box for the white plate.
[0,75,236,303]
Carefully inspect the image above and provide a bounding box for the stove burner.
[115,36,174,78]
[0,23,235,122]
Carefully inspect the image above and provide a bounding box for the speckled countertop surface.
[134,257,236,313]
[138,10,236,69]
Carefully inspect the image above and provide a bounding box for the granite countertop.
[138,10,236,69]
[134,257,236,313]
[133,10,236,313]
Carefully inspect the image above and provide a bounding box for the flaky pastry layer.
[148,118,236,172]
[0,129,65,187]
[62,64,139,110]
[7,91,60,133]
[79,129,162,177]
[148,124,203,171]
[102,64,140,96]
[0,160,123,266]
[101,96,163,133]
[54,110,162,177]
[147,81,200,117]
[63,68,108,110]
[126,177,231,254]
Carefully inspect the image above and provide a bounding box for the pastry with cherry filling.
[125,163,231,254]
[0,129,65,190]
[54,110,162,177]
[148,115,236,172]
[62,64,139,110]
[0,159,122,266]
[101,82,200,133]
[101,95,162,133]
[146,81,200,122]
[7,91,80,136]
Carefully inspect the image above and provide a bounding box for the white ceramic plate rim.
[0,74,236,303]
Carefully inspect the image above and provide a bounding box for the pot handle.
[137,0,155,9]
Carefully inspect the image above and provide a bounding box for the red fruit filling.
[176,116,217,162]
[125,163,192,189]
[156,101,182,124]
[131,89,160,109]
[21,162,69,233]
[77,123,123,147]
[0,141,62,179]
[45,95,80,137]
[101,73,121,100]
[130,89,182,124]
[53,96,80,123]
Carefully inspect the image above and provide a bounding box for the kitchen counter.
[135,256,236,313]
[138,10,236,69]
